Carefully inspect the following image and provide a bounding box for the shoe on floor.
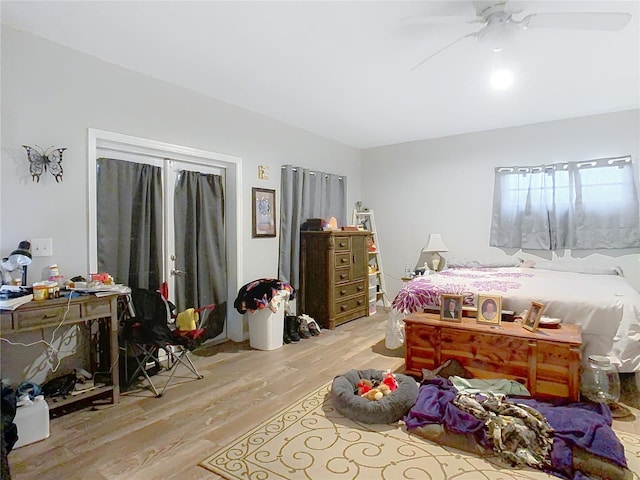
[300,314,321,335]
[297,316,312,339]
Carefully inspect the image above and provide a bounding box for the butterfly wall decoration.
[22,145,67,183]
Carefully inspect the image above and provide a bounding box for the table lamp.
[8,240,32,286]
[419,234,449,272]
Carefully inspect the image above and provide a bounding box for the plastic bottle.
[404,262,412,278]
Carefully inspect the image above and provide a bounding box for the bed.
[387,261,640,373]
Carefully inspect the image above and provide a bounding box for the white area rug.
[200,382,640,479]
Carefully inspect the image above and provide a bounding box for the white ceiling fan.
[408,1,632,71]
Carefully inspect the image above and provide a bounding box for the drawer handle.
[340,290,346,295]
[357,300,364,305]
[339,242,347,247]
[341,305,347,311]
[43,312,60,319]
[340,274,347,279]
[340,258,347,263]
[357,286,363,291]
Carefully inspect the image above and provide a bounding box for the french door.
[89,130,243,343]
[166,161,227,341]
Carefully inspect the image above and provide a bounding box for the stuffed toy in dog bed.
[331,369,419,424]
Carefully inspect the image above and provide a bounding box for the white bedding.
[389,267,640,372]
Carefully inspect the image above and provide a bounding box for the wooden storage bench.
[404,313,583,400]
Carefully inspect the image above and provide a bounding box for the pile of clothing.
[404,376,629,480]
[233,278,321,344]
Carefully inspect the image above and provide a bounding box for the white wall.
[362,109,640,299]
[1,26,361,288]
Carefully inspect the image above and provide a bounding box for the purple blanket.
[405,379,627,480]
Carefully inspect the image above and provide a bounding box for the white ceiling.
[2,1,639,149]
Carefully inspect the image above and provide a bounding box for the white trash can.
[248,307,284,350]
[246,288,290,351]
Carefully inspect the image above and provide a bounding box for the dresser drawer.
[335,280,366,300]
[334,267,351,283]
[334,236,351,251]
[335,295,367,316]
[335,252,351,268]
[82,300,113,319]
[14,304,82,330]
[335,305,368,327]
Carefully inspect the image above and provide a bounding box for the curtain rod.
[498,155,631,173]
[281,165,344,180]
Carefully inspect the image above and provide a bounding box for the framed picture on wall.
[477,295,502,325]
[523,301,545,332]
[252,187,276,238]
[440,294,463,322]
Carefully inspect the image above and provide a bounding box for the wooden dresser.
[300,230,370,329]
[404,313,583,400]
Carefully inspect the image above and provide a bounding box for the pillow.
[533,261,622,276]
[445,257,522,269]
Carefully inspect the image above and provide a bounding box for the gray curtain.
[174,170,227,339]
[96,158,163,289]
[490,156,639,250]
[278,165,347,289]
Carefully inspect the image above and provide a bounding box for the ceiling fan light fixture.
[476,19,518,52]
[490,68,514,90]
[406,2,632,72]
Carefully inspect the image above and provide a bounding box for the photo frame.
[252,187,276,238]
[477,294,502,325]
[440,294,463,322]
[523,301,545,332]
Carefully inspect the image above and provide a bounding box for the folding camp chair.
[120,288,213,397]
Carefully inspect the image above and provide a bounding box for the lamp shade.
[9,240,32,266]
[422,234,449,253]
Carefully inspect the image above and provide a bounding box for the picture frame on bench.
[523,301,545,332]
[477,294,502,325]
[440,294,463,322]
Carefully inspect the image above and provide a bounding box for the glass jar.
[581,355,620,404]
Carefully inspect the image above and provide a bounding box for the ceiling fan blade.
[411,32,477,71]
[521,12,632,31]
[399,15,480,26]
[473,0,528,17]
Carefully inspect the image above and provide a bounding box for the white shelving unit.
[352,209,391,309]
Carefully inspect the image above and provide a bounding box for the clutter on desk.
[2,264,129,306]
[33,280,60,300]
[68,272,129,295]
[0,285,33,310]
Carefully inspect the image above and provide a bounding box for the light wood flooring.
[7,311,640,480]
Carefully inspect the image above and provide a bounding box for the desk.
[1,294,119,412]
[404,313,582,400]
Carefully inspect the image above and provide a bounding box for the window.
[490,156,639,250]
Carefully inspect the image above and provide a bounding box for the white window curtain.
[278,165,347,290]
[490,156,639,250]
